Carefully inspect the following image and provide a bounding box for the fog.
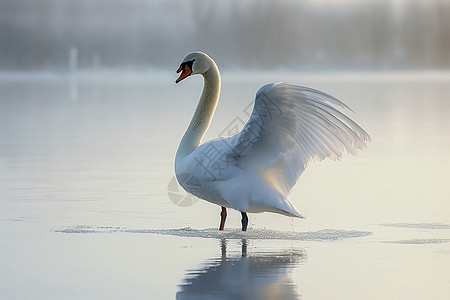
[1,0,449,71]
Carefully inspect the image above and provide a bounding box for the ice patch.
[378,223,450,244]
[56,225,121,234]
[380,223,450,229]
[56,226,372,241]
[386,239,450,245]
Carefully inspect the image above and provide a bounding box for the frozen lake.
[1,71,449,299]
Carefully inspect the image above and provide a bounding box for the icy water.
[1,71,450,299]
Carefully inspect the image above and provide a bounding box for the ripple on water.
[380,222,450,229]
[385,238,450,244]
[56,226,372,241]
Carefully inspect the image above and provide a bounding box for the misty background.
[1,0,449,72]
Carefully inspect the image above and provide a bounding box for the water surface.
[1,72,449,299]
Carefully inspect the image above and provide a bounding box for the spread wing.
[224,82,370,197]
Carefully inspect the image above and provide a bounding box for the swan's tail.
[248,191,306,218]
[275,197,306,219]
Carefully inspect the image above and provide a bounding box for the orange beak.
[176,64,192,83]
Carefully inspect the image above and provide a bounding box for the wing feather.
[226,82,370,197]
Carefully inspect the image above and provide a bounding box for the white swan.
[175,52,370,231]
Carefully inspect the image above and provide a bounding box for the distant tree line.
[0,0,449,71]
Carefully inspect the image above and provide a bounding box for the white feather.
[225,82,371,197]
[175,52,370,220]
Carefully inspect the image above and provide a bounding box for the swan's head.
[176,52,213,83]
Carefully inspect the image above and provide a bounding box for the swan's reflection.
[177,239,306,299]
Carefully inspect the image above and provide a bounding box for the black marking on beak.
[176,59,195,83]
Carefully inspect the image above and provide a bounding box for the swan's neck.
[176,64,221,160]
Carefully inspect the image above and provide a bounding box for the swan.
[175,52,370,231]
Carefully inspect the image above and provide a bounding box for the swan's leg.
[241,212,248,231]
[219,206,227,230]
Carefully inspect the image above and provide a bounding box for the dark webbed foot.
[219,206,227,230]
[241,212,248,231]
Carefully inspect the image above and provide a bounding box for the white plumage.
[174,52,370,230]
